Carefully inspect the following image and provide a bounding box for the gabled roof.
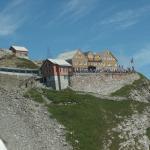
[101,50,118,61]
[83,51,94,56]
[57,49,80,60]
[94,52,101,56]
[48,59,72,67]
[10,45,28,52]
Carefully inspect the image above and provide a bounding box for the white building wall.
[46,75,69,90]
[59,75,69,90]
[54,75,60,90]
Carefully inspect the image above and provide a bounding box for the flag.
[131,57,134,63]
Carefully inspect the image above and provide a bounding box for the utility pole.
[46,48,52,58]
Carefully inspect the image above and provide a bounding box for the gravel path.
[0,86,72,150]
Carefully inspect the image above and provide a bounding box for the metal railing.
[0,67,40,75]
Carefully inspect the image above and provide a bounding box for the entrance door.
[88,66,96,72]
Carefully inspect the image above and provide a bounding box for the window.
[63,68,67,72]
[84,61,87,65]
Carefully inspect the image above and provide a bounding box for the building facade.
[58,49,88,72]
[58,49,118,72]
[101,50,118,71]
[84,51,102,71]
[9,45,28,59]
[41,59,72,90]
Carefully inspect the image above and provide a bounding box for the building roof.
[48,59,72,67]
[10,45,28,52]
[57,50,79,60]
[101,50,118,61]
[83,51,94,56]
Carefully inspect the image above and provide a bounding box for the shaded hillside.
[0,55,38,69]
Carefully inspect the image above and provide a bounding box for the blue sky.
[0,0,150,78]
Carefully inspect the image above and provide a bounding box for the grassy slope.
[0,55,38,69]
[16,58,39,69]
[24,89,44,103]
[146,128,150,140]
[111,73,148,97]
[25,88,148,150]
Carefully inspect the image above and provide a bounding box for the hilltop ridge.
[0,55,38,69]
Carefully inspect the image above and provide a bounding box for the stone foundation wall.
[0,73,29,90]
[0,73,45,90]
[70,73,140,95]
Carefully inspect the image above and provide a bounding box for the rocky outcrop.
[103,107,150,150]
[0,74,72,150]
[129,78,150,103]
[70,73,140,95]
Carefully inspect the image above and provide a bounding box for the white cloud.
[48,0,98,25]
[0,0,26,36]
[115,46,150,78]
[134,46,150,68]
[133,46,150,78]
[115,45,150,69]
[100,5,150,29]
[63,0,95,18]
[118,55,130,68]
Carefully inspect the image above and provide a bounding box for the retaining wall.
[70,73,140,95]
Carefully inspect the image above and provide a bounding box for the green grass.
[111,73,148,97]
[43,89,145,150]
[16,58,39,69]
[24,88,44,103]
[146,128,150,139]
[0,55,39,69]
[25,88,148,150]
[146,127,150,149]
[42,88,83,104]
